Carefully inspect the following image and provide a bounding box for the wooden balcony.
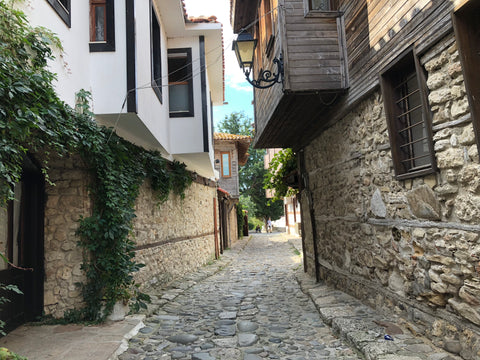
[232,0,349,149]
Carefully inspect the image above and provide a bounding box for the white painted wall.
[136,0,171,152]
[20,0,221,178]
[21,1,91,107]
[90,1,128,116]
[168,36,204,154]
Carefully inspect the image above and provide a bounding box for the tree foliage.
[0,1,192,322]
[216,112,283,222]
[264,148,298,201]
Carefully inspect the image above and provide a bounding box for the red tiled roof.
[218,187,230,196]
[214,132,251,141]
[188,15,219,23]
[214,132,251,166]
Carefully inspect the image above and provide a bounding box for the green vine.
[0,1,192,322]
[263,148,299,201]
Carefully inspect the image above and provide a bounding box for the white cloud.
[226,73,252,92]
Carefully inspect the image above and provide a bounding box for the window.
[260,0,274,56]
[380,50,436,179]
[304,0,339,16]
[89,0,115,52]
[453,1,480,158]
[46,0,70,27]
[310,0,332,10]
[151,7,162,102]
[221,152,231,177]
[168,48,194,117]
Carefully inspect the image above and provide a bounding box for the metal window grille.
[394,70,430,173]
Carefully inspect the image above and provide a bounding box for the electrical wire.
[104,4,285,143]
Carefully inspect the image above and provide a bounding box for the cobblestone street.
[119,233,360,359]
[118,233,462,360]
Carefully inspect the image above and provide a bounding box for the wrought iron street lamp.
[232,32,283,89]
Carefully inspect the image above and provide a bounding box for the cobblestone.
[118,233,462,360]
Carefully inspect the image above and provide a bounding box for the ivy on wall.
[0,1,192,321]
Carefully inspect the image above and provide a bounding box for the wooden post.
[213,197,219,259]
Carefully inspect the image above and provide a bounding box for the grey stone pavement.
[0,232,461,360]
[119,233,460,360]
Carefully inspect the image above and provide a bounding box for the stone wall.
[132,179,217,288]
[301,34,480,358]
[43,155,91,317]
[42,156,217,317]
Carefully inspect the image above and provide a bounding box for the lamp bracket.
[244,55,283,89]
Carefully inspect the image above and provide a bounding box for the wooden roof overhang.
[214,133,252,166]
[253,90,347,150]
[231,0,258,33]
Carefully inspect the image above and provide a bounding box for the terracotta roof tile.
[214,132,251,166]
[214,132,251,141]
[188,15,219,23]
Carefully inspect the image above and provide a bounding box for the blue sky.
[183,0,254,130]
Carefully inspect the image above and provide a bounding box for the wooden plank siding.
[254,0,348,144]
[293,0,456,149]
[333,1,454,126]
[233,0,457,149]
[284,0,345,92]
[253,0,285,141]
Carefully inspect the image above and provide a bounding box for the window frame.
[260,0,275,57]
[380,48,437,180]
[220,152,232,178]
[89,0,115,52]
[453,1,480,159]
[46,0,71,27]
[150,5,163,103]
[168,48,194,118]
[303,0,340,17]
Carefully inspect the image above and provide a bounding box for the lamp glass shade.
[233,33,257,71]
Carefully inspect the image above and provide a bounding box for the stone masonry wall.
[43,155,91,317]
[301,34,480,358]
[43,156,217,317]
[133,180,217,288]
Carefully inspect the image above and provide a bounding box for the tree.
[264,148,298,201]
[217,111,251,136]
[216,112,283,223]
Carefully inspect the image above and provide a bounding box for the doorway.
[0,155,45,333]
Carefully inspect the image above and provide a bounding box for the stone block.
[459,124,476,146]
[429,88,452,105]
[451,99,470,118]
[424,53,448,71]
[459,280,480,306]
[455,194,480,222]
[448,298,480,325]
[406,185,441,220]
[427,255,454,266]
[427,72,448,90]
[434,140,450,152]
[371,189,387,218]
[436,148,465,169]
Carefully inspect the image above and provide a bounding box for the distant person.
[267,218,272,233]
[255,225,261,233]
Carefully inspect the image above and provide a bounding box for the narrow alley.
[118,234,459,360]
[120,233,360,360]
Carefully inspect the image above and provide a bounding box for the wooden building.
[214,132,251,249]
[232,0,480,357]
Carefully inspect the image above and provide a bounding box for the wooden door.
[0,156,45,333]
